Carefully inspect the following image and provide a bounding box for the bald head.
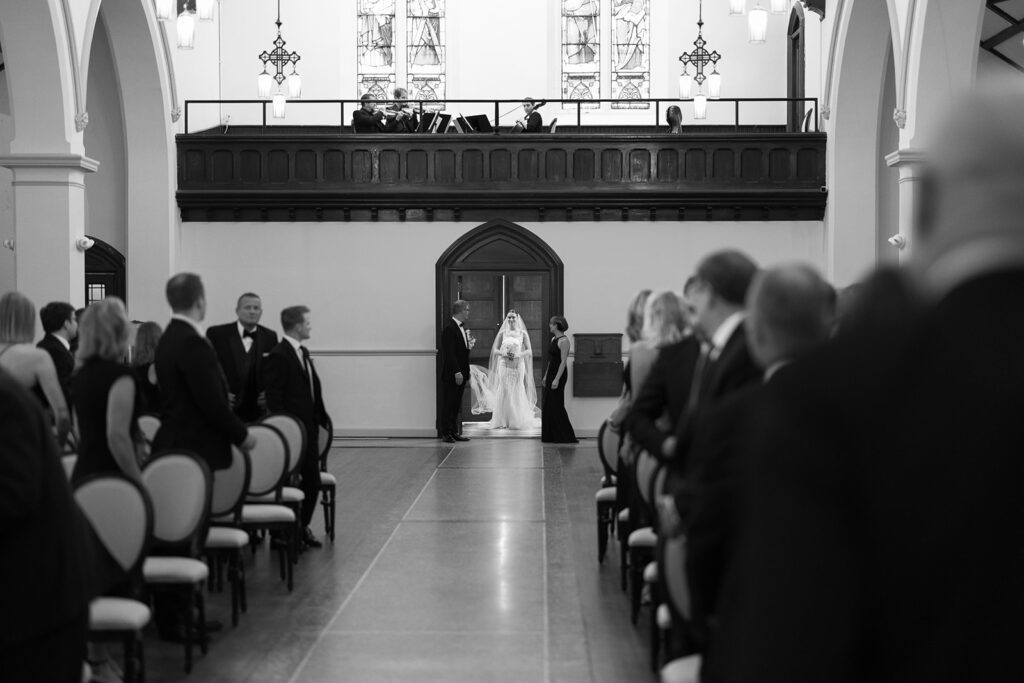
[745,264,833,370]
[919,85,1024,259]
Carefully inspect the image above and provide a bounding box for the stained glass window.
[357,0,396,97]
[611,0,649,109]
[407,0,446,103]
[562,0,600,107]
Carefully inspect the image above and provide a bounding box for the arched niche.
[434,220,564,433]
[84,235,126,305]
[788,3,806,131]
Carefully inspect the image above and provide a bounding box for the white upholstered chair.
[204,445,251,626]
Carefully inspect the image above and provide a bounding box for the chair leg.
[619,532,629,592]
[597,503,609,563]
[650,600,661,671]
[123,634,136,683]
[239,555,248,614]
[287,528,296,592]
[137,636,146,683]
[183,587,194,674]
[327,485,336,542]
[629,549,643,625]
[229,550,240,627]
[196,585,208,655]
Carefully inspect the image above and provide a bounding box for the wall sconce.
[887,234,907,250]
[76,237,96,252]
[2,239,14,251]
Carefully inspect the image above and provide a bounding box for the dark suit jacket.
[263,339,328,433]
[352,108,386,133]
[712,268,1024,683]
[525,111,543,132]
[440,320,470,385]
[385,105,419,133]
[152,318,248,470]
[0,368,96,646]
[36,333,74,408]
[626,336,701,456]
[206,322,278,421]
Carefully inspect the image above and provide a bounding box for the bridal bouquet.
[466,330,476,349]
[500,339,518,362]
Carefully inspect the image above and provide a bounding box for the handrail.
[182,97,819,135]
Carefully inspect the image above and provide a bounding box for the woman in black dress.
[130,320,163,412]
[541,315,578,443]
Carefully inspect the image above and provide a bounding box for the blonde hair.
[641,290,687,347]
[0,292,36,344]
[77,297,130,364]
[625,289,652,343]
[132,321,163,366]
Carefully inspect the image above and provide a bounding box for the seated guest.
[680,264,833,667]
[515,97,543,133]
[716,87,1024,683]
[207,292,278,421]
[385,87,419,133]
[0,367,97,683]
[71,298,144,484]
[352,93,387,133]
[264,305,330,548]
[37,301,77,409]
[130,321,163,412]
[0,291,71,446]
[666,105,683,134]
[609,289,652,429]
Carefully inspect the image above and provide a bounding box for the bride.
[469,310,542,430]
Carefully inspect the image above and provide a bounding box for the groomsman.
[264,305,330,548]
[207,292,278,421]
[439,300,471,443]
[36,301,77,410]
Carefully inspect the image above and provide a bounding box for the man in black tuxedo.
[0,367,96,682]
[152,273,255,470]
[352,93,387,133]
[36,301,77,410]
[385,87,419,134]
[207,292,279,421]
[715,91,1024,683]
[263,305,330,548]
[676,264,833,670]
[439,299,471,443]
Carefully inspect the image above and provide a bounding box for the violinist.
[516,97,544,133]
[385,87,419,134]
[352,93,387,133]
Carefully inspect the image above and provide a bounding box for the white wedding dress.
[468,314,542,430]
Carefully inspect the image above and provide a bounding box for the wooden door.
[449,270,551,422]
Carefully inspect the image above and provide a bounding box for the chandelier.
[730,0,792,43]
[257,0,302,118]
[678,0,722,119]
[156,0,215,49]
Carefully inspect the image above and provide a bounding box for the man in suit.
[0,367,96,682]
[352,93,387,133]
[36,301,77,410]
[263,305,330,548]
[678,264,833,671]
[385,87,419,134]
[207,292,279,421]
[152,273,255,470]
[439,299,471,443]
[715,89,1024,683]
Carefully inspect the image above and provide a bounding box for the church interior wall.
[976,49,1024,87]
[0,70,13,296]
[178,218,824,435]
[83,16,127,256]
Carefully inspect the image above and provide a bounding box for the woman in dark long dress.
[541,315,578,443]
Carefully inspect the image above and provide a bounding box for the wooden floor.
[144,438,655,682]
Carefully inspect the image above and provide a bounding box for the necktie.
[686,344,712,414]
[458,322,468,348]
[301,346,315,401]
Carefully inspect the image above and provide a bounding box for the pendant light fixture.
[748,2,769,43]
[197,0,215,22]
[257,0,303,116]
[678,0,721,118]
[770,0,790,14]
[155,0,174,22]
[729,0,746,15]
[176,5,197,49]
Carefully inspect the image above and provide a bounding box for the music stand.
[454,114,474,134]
[430,113,452,134]
[415,111,436,133]
[465,114,493,133]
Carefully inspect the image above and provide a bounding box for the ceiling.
[983,0,1024,73]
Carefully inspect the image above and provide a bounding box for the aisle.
[146,439,655,683]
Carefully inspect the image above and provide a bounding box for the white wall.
[179,219,824,435]
[84,17,127,254]
[0,73,13,295]
[976,49,1024,87]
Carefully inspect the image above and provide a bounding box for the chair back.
[211,446,251,520]
[660,532,692,622]
[263,413,306,477]
[142,451,211,553]
[61,454,77,481]
[318,416,334,472]
[74,475,153,573]
[549,117,558,133]
[137,413,161,445]
[245,423,289,497]
[635,449,659,506]
[597,420,619,479]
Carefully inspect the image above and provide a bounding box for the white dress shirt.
[452,317,468,348]
[50,334,70,351]
[237,321,255,353]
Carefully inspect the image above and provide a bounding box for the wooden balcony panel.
[176,129,827,222]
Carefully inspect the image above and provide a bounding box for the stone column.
[884,148,927,265]
[0,153,99,308]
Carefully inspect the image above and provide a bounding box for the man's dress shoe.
[453,435,470,442]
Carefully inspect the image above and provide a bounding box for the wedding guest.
[0,291,71,446]
[71,298,144,484]
[264,305,331,548]
[541,315,577,443]
[716,88,1024,683]
[0,367,96,683]
[609,289,652,430]
[131,321,163,412]
[207,292,278,421]
[666,105,683,134]
[37,301,77,409]
[69,307,86,355]
[439,300,471,443]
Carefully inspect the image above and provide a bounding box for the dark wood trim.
[84,236,127,305]
[434,221,564,436]
[788,4,807,132]
[981,44,1024,74]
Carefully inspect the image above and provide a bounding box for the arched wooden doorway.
[435,221,564,435]
[787,3,806,132]
[85,236,126,306]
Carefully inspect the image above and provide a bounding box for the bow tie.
[242,329,256,339]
